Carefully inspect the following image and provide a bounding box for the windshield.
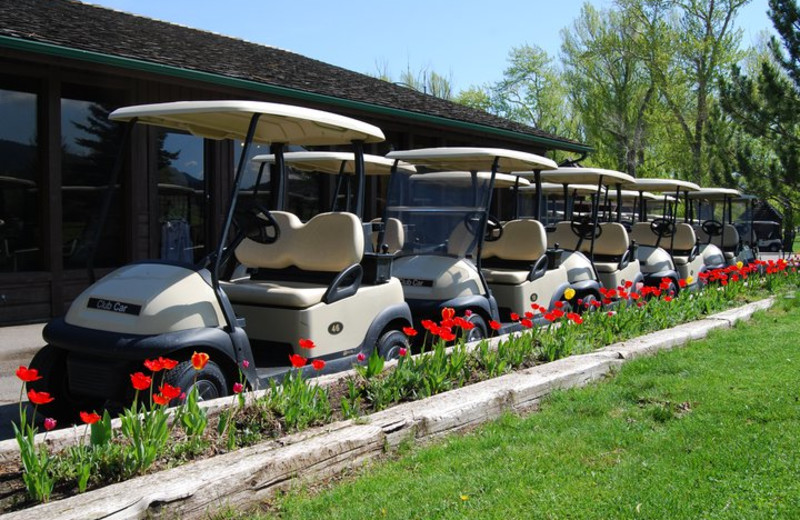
[384,170,494,258]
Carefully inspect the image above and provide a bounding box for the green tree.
[720,0,800,225]
[621,0,749,182]
[561,4,655,176]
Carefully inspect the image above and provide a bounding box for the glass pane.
[61,98,124,269]
[158,131,205,264]
[0,88,41,272]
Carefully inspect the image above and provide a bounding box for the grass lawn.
[232,298,800,520]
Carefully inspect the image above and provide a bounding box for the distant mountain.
[0,139,38,181]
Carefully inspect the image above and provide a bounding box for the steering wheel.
[701,219,724,237]
[650,218,675,238]
[484,215,503,242]
[233,202,280,244]
[570,215,601,240]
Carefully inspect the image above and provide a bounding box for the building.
[0,0,589,325]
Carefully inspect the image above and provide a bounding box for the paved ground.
[0,323,46,440]
[0,251,791,441]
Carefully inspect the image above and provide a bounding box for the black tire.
[464,313,488,342]
[27,344,105,424]
[163,360,228,404]
[376,330,410,360]
[578,293,599,313]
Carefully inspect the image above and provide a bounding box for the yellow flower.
[564,288,576,300]
[686,276,694,285]
[736,261,744,269]
[460,495,469,501]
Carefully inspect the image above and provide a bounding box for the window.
[61,92,125,270]
[0,87,41,272]
[157,130,206,263]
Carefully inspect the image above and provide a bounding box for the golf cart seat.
[481,219,548,284]
[223,211,364,308]
[670,224,699,265]
[694,223,740,260]
[582,223,633,273]
[370,217,405,254]
[546,221,580,250]
[629,222,660,248]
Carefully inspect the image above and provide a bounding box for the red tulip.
[403,327,418,337]
[289,354,307,368]
[441,307,456,321]
[152,394,169,406]
[16,366,42,383]
[299,338,315,350]
[80,411,101,424]
[27,389,54,405]
[191,352,210,371]
[159,383,182,400]
[43,418,57,431]
[232,382,244,393]
[311,359,326,371]
[489,320,502,331]
[510,312,520,321]
[130,372,152,391]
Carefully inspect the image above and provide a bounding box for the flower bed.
[0,258,796,515]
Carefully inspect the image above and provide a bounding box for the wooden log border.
[0,297,775,519]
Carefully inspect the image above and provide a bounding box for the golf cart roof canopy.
[109,100,385,145]
[539,167,635,186]
[250,151,416,175]
[687,187,741,200]
[519,182,598,195]
[605,189,664,201]
[386,147,558,172]
[410,171,529,189]
[621,178,701,192]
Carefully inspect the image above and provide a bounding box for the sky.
[86,0,775,93]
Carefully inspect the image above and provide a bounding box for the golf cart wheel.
[27,344,105,423]
[578,293,599,313]
[377,330,410,360]
[464,313,487,341]
[164,359,228,403]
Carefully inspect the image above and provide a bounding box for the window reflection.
[61,97,124,270]
[157,131,205,264]
[0,87,41,272]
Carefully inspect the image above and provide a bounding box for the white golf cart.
[29,101,412,421]
[382,147,560,337]
[619,178,704,291]
[688,187,756,267]
[538,167,644,299]
[750,220,782,252]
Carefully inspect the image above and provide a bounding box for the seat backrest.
[482,219,546,261]
[629,222,658,247]
[672,223,697,251]
[722,224,739,249]
[371,217,405,254]
[694,223,739,249]
[587,222,630,256]
[547,221,580,250]
[236,211,363,272]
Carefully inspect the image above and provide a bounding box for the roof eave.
[0,35,592,154]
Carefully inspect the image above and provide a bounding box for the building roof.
[0,0,589,153]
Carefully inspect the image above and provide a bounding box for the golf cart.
[382,147,560,336]
[29,100,412,421]
[689,188,756,267]
[538,167,644,299]
[619,178,704,291]
[750,220,782,252]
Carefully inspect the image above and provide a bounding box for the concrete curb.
[0,297,775,519]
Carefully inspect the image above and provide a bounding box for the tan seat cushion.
[629,222,658,247]
[221,280,327,308]
[593,261,619,273]
[371,217,405,254]
[583,223,630,257]
[547,221,580,250]
[236,211,363,271]
[481,268,528,285]
[672,223,697,251]
[483,219,546,261]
